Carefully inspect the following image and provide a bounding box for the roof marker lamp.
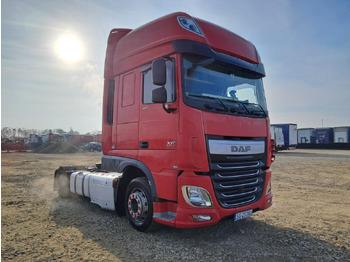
[182,186,213,207]
[177,16,204,36]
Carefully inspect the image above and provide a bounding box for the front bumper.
[153,169,272,228]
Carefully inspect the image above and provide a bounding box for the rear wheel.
[125,177,155,232]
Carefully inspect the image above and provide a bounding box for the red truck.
[1,138,28,152]
[54,12,274,232]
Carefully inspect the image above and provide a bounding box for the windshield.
[182,54,268,116]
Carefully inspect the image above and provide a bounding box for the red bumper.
[153,169,272,228]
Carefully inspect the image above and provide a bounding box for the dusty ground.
[1,150,350,261]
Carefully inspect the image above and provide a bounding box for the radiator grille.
[210,159,266,208]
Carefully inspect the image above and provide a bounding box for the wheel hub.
[127,191,148,220]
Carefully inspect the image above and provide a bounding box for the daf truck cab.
[55,12,274,232]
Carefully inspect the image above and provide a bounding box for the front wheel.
[125,177,155,232]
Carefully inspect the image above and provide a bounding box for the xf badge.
[166,141,176,148]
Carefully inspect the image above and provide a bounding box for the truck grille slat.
[221,187,258,198]
[223,195,256,206]
[215,177,262,190]
[213,160,262,170]
[214,169,260,181]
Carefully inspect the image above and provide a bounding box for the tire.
[56,172,71,198]
[125,177,155,232]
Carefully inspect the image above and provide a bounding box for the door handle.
[139,141,149,149]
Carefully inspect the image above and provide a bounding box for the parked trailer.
[334,126,350,143]
[54,12,274,232]
[270,126,284,150]
[315,128,334,144]
[298,127,350,150]
[298,128,315,144]
[271,124,297,148]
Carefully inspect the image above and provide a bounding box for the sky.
[1,0,350,134]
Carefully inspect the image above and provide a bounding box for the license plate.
[234,209,253,221]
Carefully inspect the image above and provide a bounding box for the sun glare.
[55,34,83,62]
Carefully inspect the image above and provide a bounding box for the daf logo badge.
[231,145,251,153]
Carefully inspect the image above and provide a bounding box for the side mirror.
[152,87,167,104]
[152,58,166,86]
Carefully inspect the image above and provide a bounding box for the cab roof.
[105,12,261,77]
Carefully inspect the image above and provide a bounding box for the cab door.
[139,57,179,201]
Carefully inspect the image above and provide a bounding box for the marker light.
[182,186,213,207]
[266,178,272,195]
[177,16,203,36]
[271,139,276,163]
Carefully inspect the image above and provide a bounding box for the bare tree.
[1,127,13,138]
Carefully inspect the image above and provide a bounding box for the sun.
[55,34,83,62]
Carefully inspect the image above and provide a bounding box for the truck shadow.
[50,197,349,261]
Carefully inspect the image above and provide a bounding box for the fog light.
[193,215,212,221]
[182,186,213,207]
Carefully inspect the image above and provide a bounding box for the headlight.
[182,186,213,207]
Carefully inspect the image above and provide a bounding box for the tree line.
[1,127,101,139]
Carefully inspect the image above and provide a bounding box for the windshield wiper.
[241,102,267,116]
[187,93,266,116]
[188,94,254,114]
[210,97,249,114]
[188,94,228,112]
[215,97,229,112]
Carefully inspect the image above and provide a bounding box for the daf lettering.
[231,145,251,153]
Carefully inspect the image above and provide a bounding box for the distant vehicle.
[297,126,350,149]
[334,126,350,143]
[315,128,334,144]
[83,142,102,152]
[270,126,285,150]
[1,138,28,152]
[271,123,297,148]
[298,128,315,144]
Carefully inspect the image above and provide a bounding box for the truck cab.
[101,12,273,230]
[55,12,274,231]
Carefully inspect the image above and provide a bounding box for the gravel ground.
[1,150,350,261]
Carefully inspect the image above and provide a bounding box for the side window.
[142,59,175,104]
[106,79,115,125]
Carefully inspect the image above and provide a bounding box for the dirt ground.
[1,150,350,261]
